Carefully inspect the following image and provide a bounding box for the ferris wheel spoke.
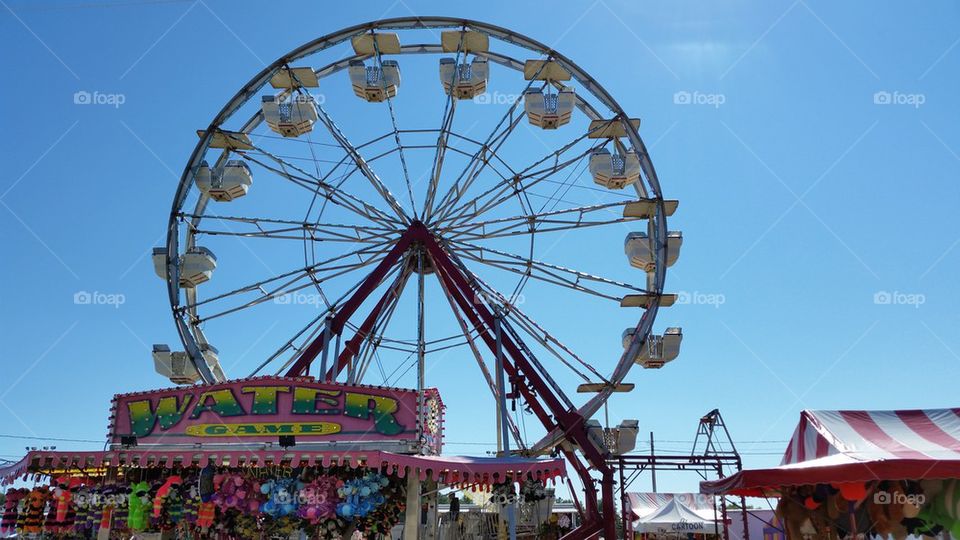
[441,199,638,240]
[423,101,458,222]
[184,213,395,240]
[239,150,402,230]
[423,36,468,222]
[430,113,527,223]
[368,36,419,220]
[247,128,404,226]
[449,238,647,298]
[315,103,412,224]
[434,124,600,227]
[192,224,395,244]
[183,240,395,317]
[468,269,611,385]
[466,271,609,385]
[434,139,601,229]
[429,59,555,221]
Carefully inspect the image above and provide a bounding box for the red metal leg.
[284,230,415,377]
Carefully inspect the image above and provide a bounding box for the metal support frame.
[610,410,748,540]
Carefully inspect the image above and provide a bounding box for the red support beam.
[419,224,613,538]
[284,229,415,377]
[324,267,410,381]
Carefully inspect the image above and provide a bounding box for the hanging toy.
[73,485,94,535]
[336,472,390,520]
[153,476,182,518]
[1,488,27,535]
[260,477,300,518]
[21,486,49,534]
[297,475,341,524]
[128,481,152,531]
[834,481,868,502]
[181,479,201,524]
[196,500,216,529]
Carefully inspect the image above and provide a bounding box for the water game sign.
[110,378,439,446]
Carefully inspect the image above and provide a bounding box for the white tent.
[632,498,720,535]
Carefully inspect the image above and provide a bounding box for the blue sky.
[1,0,959,497]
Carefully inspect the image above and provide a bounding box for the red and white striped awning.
[701,409,960,497]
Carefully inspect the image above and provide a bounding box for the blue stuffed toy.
[336,473,389,519]
[260,477,300,518]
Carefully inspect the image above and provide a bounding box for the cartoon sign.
[109,377,442,449]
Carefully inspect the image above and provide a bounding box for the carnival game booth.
[701,409,960,540]
[0,377,565,539]
[627,493,720,540]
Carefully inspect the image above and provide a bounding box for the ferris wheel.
[151,18,681,530]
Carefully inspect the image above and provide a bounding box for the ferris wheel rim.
[164,17,672,451]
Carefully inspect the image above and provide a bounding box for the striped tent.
[701,409,960,497]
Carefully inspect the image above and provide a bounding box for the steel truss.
[610,410,750,540]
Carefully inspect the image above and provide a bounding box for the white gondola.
[439,57,489,99]
[524,87,575,129]
[624,231,683,272]
[180,247,217,288]
[261,95,318,137]
[612,420,639,455]
[623,327,682,368]
[348,60,401,102]
[194,159,252,202]
[152,344,200,385]
[590,148,641,189]
[152,247,169,280]
[152,344,225,385]
[200,344,227,382]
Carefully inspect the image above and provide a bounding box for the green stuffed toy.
[127,482,152,531]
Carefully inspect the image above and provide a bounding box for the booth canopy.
[0,448,565,487]
[701,408,960,496]
[632,498,721,534]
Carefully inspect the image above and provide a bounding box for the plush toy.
[152,475,185,530]
[21,486,49,534]
[153,476,182,518]
[196,501,216,529]
[73,485,94,534]
[181,480,201,524]
[777,493,811,540]
[260,477,300,518]
[127,481,152,531]
[336,472,389,519]
[212,472,260,514]
[297,475,341,523]
[1,488,27,534]
[99,483,128,532]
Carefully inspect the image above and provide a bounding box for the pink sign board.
[109,377,442,450]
